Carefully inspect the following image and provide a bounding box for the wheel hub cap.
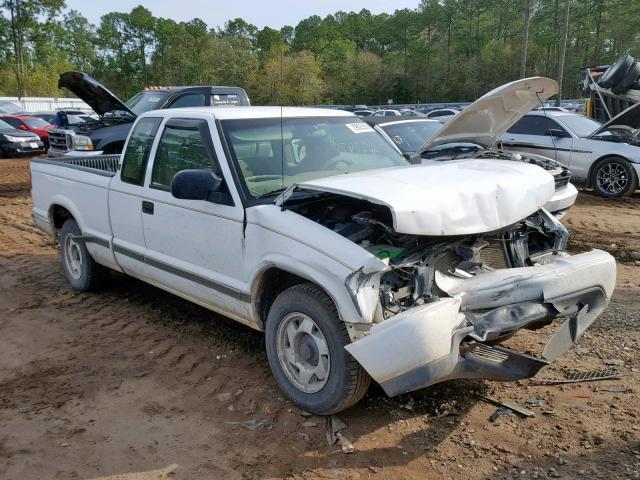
[276,313,330,393]
[596,163,628,194]
[64,235,83,280]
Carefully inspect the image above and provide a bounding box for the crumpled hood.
[417,77,558,153]
[58,71,135,117]
[589,102,640,137]
[290,159,556,236]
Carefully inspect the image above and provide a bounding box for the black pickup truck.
[48,71,250,156]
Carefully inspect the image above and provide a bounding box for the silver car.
[501,106,640,197]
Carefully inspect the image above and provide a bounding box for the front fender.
[245,205,388,324]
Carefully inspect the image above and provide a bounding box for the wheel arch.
[251,266,344,330]
[49,201,81,233]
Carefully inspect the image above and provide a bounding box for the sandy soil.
[1,158,639,480]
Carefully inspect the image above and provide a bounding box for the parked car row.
[0,105,96,157]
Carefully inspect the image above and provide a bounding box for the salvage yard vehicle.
[31,103,616,415]
[366,78,578,217]
[0,118,45,157]
[501,105,640,198]
[48,71,250,156]
[0,114,54,149]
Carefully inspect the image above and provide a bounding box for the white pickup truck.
[31,101,616,414]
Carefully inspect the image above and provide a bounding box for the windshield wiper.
[255,187,287,199]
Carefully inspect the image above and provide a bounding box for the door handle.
[142,200,154,215]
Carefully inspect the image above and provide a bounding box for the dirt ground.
[1,157,639,480]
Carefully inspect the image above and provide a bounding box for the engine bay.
[286,191,570,319]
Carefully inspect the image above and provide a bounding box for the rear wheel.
[60,219,108,290]
[265,283,370,414]
[591,157,638,198]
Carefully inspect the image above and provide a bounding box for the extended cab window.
[151,119,216,189]
[120,117,161,185]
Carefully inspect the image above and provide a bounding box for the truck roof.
[139,106,355,120]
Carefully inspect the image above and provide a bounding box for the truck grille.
[48,130,71,152]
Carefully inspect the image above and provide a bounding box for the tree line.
[1,0,639,106]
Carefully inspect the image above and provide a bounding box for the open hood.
[58,71,135,117]
[282,159,555,236]
[589,102,640,137]
[417,77,558,154]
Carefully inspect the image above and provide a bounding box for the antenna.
[537,90,558,163]
[280,48,285,190]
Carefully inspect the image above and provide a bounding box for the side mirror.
[170,168,223,201]
[545,128,567,137]
[18,124,28,130]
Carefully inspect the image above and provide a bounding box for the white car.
[31,105,615,415]
[425,108,459,121]
[371,109,402,117]
[367,78,578,216]
[502,105,640,197]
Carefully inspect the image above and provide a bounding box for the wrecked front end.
[286,191,616,397]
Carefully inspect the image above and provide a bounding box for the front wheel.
[591,157,638,198]
[265,283,370,415]
[60,219,108,291]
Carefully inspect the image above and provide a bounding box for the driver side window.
[508,116,566,136]
[151,120,214,189]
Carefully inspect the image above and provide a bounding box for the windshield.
[557,115,601,137]
[24,117,50,128]
[381,121,442,153]
[221,117,408,199]
[126,91,169,115]
[0,119,14,130]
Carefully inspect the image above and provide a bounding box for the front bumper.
[633,163,640,188]
[2,140,45,155]
[345,250,616,397]
[544,182,578,215]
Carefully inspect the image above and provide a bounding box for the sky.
[65,0,420,29]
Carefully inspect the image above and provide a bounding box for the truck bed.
[32,154,121,176]
[30,155,120,269]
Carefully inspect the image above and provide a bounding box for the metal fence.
[0,96,91,113]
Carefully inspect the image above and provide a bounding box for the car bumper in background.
[2,141,45,155]
[544,182,578,215]
[345,249,616,397]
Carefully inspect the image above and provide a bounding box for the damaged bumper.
[345,250,616,397]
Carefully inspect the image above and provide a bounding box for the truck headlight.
[73,135,94,150]
[3,134,30,143]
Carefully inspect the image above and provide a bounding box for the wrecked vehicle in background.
[31,103,616,415]
[407,77,578,216]
[48,71,250,156]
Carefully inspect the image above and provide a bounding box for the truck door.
[501,115,574,168]
[140,117,248,319]
[108,117,162,276]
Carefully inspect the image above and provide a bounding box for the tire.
[590,157,638,198]
[59,218,108,291]
[612,61,640,94]
[265,283,370,415]
[599,54,634,88]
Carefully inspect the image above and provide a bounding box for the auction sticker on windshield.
[346,122,375,134]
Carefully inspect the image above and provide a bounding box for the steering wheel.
[322,157,354,170]
[245,174,283,182]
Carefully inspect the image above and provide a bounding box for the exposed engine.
[287,191,569,320]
